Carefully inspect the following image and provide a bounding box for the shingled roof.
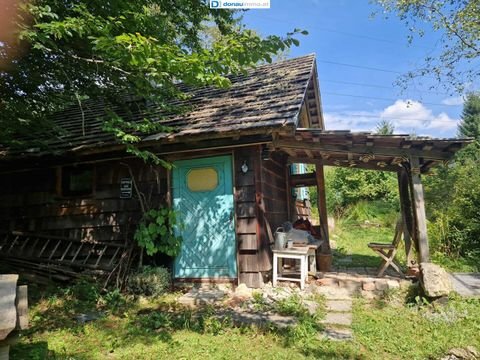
[18,54,319,157]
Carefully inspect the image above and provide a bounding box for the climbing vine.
[134,207,182,257]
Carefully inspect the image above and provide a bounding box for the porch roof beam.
[274,139,454,161]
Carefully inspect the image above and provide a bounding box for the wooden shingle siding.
[0,159,168,242]
[234,146,264,287]
[261,151,289,234]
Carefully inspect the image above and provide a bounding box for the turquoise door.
[172,155,237,278]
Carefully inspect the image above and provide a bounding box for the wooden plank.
[235,171,255,186]
[15,285,28,330]
[256,146,272,272]
[397,168,416,266]
[236,218,257,234]
[274,139,453,160]
[409,157,430,263]
[238,272,264,288]
[236,202,256,218]
[235,186,256,202]
[238,234,257,250]
[315,163,330,253]
[290,172,317,187]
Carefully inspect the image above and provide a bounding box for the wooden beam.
[274,139,453,160]
[397,168,416,267]
[304,149,314,158]
[290,172,317,187]
[409,157,430,263]
[315,163,330,255]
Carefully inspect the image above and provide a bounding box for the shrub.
[126,266,171,297]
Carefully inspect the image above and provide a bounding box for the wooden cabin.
[0,55,469,287]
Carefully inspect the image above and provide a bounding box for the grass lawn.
[331,220,405,269]
[10,279,480,360]
[331,218,478,272]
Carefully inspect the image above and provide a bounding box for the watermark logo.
[210,0,270,9]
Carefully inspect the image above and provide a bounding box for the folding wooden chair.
[368,219,404,277]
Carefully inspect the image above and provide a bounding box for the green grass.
[331,219,405,269]
[352,294,480,360]
[10,279,480,360]
[332,217,478,272]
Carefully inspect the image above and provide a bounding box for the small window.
[187,168,218,192]
[61,166,94,196]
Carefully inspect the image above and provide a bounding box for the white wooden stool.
[272,247,309,290]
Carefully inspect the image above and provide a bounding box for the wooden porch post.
[315,162,330,252]
[397,167,416,267]
[409,157,430,263]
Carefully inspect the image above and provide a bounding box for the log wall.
[0,146,290,288]
[0,159,168,242]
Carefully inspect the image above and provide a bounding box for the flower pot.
[317,253,333,272]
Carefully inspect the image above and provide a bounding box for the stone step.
[325,300,352,312]
[320,327,354,341]
[215,310,297,329]
[317,274,409,294]
[321,312,352,327]
[315,286,353,300]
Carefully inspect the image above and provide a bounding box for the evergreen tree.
[458,93,480,141]
[375,119,395,135]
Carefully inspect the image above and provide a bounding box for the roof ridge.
[254,53,316,69]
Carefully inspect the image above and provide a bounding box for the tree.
[0,1,304,163]
[424,94,480,261]
[458,92,480,141]
[375,119,395,135]
[374,0,480,93]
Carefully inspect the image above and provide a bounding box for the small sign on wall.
[120,178,133,199]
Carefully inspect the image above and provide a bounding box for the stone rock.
[362,281,376,291]
[302,300,319,315]
[234,283,252,298]
[316,278,338,287]
[441,346,479,360]
[360,290,380,300]
[76,312,104,324]
[375,280,388,291]
[0,274,18,340]
[387,280,400,290]
[341,279,362,293]
[420,262,453,298]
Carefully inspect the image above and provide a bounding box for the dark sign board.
[120,178,133,199]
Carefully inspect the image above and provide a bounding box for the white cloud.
[324,99,460,138]
[441,96,464,106]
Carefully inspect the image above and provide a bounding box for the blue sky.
[242,0,467,138]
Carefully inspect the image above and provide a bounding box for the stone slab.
[177,289,225,307]
[0,275,18,341]
[320,327,353,341]
[321,312,352,327]
[316,286,353,300]
[450,273,480,297]
[216,310,297,329]
[325,300,352,312]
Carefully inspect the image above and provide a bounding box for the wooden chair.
[368,219,404,277]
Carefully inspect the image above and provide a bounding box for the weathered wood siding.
[0,159,168,242]
[234,146,261,286]
[235,147,289,287]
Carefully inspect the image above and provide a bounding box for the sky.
[242,0,468,138]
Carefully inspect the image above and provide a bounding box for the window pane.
[187,168,218,192]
